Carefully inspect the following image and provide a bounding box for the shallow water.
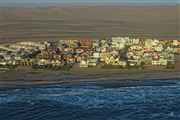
[0,79,180,120]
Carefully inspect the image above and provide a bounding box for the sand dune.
[0,5,179,42]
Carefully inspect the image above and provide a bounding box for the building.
[17,41,48,50]
[88,57,98,67]
[37,51,54,59]
[21,59,36,67]
[79,60,89,68]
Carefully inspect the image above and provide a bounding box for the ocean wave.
[0,79,180,120]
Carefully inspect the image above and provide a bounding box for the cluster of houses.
[0,37,179,70]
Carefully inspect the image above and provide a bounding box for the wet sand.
[0,5,180,42]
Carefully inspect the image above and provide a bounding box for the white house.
[79,60,89,68]
[154,44,164,52]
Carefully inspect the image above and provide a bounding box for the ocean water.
[0,79,180,120]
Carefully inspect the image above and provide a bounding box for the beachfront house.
[127,59,142,67]
[79,60,89,68]
[21,59,36,67]
[88,57,98,67]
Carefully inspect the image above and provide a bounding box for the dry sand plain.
[0,5,179,42]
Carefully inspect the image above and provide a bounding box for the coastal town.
[0,37,180,71]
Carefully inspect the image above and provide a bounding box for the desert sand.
[0,5,179,42]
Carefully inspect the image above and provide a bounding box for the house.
[132,38,139,45]
[152,58,168,66]
[4,55,11,61]
[13,55,22,61]
[100,39,108,45]
[79,60,89,68]
[61,53,75,65]
[130,45,141,51]
[154,44,164,52]
[63,47,74,52]
[152,60,161,66]
[0,44,18,52]
[92,52,100,59]
[166,46,174,53]
[51,60,62,67]
[126,51,135,59]
[172,40,179,47]
[88,57,98,67]
[75,55,82,62]
[17,41,47,50]
[145,39,153,47]
[111,58,127,67]
[79,39,93,48]
[161,52,174,60]
[9,60,19,66]
[99,46,108,52]
[81,53,90,60]
[167,59,175,66]
[21,59,36,67]
[84,48,94,56]
[37,59,50,66]
[127,59,142,67]
[100,52,111,62]
[111,37,125,50]
[159,59,168,66]
[152,39,159,46]
[53,53,62,60]
[75,48,84,54]
[0,61,7,66]
[37,50,54,59]
[10,44,37,51]
[92,40,100,48]
[173,47,180,54]
[151,53,174,66]
[59,39,79,48]
[104,55,116,64]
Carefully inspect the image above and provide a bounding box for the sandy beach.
[0,67,179,88]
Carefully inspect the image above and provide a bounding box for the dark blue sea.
[0,79,180,120]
